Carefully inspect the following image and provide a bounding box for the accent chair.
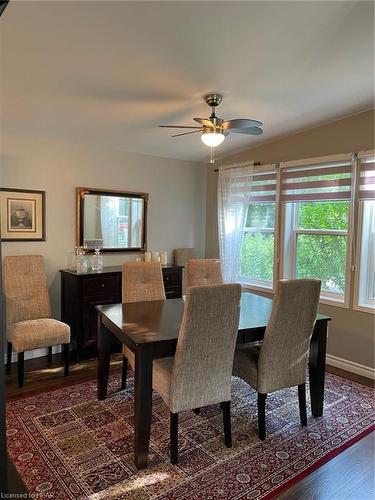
[153,283,241,463]
[121,261,166,389]
[186,258,223,288]
[4,255,70,388]
[233,279,321,440]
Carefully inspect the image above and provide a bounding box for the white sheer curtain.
[217,162,254,283]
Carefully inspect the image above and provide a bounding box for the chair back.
[170,284,241,412]
[187,258,223,287]
[258,279,321,393]
[174,248,195,267]
[122,262,166,303]
[3,255,51,326]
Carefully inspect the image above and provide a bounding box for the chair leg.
[6,342,12,375]
[193,408,200,415]
[121,356,128,390]
[221,401,232,448]
[298,383,307,426]
[170,412,179,464]
[47,346,53,363]
[62,344,69,377]
[257,393,267,441]
[18,352,24,388]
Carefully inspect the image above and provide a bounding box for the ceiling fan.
[159,93,263,149]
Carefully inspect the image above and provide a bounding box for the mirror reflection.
[77,189,147,251]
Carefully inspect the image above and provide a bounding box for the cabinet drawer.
[82,275,121,297]
[163,270,181,287]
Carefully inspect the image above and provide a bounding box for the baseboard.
[4,345,62,364]
[326,354,375,380]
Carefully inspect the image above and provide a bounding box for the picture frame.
[0,188,46,241]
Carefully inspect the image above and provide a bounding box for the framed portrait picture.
[0,188,45,241]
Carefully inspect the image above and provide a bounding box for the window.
[281,155,353,305]
[356,201,375,309]
[355,152,375,311]
[238,167,277,289]
[288,201,350,301]
[239,203,275,288]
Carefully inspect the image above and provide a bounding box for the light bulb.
[201,130,225,147]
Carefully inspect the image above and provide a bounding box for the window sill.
[240,282,274,295]
[318,296,349,309]
[353,304,375,314]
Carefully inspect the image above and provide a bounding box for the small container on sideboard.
[60,265,183,359]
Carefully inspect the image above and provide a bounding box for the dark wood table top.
[97,292,331,347]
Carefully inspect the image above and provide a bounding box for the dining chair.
[233,279,321,440]
[186,258,223,287]
[153,283,241,463]
[4,255,70,388]
[174,248,196,291]
[121,261,166,389]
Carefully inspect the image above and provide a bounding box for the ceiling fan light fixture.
[201,129,225,147]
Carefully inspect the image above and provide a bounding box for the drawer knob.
[100,283,105,287]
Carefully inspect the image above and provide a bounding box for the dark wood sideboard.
[60,265,183,359]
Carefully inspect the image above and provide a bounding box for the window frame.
[354,199,375,312]
[238,206,276,291]
[283,201,351,307]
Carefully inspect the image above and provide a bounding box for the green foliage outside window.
[240,201,349,294]
[240,232,274,281]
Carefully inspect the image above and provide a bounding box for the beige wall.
[1,133,206,321]
[205,109,375,370]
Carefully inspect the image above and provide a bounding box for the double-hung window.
[280,155,353,305]
[239,166,277,290]
[355,151,375,311]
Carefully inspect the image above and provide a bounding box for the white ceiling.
[1,1,374,162]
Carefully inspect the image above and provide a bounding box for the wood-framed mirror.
[76,187,148,252]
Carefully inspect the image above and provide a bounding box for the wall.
[205,109,375,372]
[1,133,206,325]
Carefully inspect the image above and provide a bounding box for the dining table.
[96,292,331,469]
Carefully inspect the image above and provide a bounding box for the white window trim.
[281,201,352,308]
[353,200,375,313]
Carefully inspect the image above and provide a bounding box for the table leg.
[97,318,112,401]
[309,320,328,417]
[134,345,153,469]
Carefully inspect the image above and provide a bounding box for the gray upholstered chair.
[174,248,196,292]
[174,248,196,267]
[186,258,223,288]
[233,279,321,440]
[4,255,70,388]
[153,283,241,463]
[121,261,166,389]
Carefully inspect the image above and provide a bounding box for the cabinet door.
[82,295,121,349]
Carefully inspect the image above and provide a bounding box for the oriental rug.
[6,372,374,499]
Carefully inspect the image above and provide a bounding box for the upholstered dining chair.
[4,255,71,388]
[233,279,321,440]
[153,283,241,463]
[186,258,223,288]
[121,261,166,389]
[174,248,196,292]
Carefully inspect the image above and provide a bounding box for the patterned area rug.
[6,372,374,499]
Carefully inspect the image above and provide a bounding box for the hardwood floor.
[4,355,374,498]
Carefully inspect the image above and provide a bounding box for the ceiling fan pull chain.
[210,147,216,164]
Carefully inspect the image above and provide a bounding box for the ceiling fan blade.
[193,118,214,127]
[222,118,263,129]
[159,125,203,129]
[172,130,203,138]
[229,126,263,136]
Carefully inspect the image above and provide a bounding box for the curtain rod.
[213,161,262,172]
